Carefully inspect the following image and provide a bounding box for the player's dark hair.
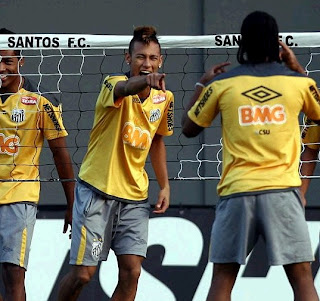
[237,11,280,64]
[0,28,21,56]
[0,28,15,34]
[128,26,161,54]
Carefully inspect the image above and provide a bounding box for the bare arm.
[181,83,206,138]
[279,41,306,74]
[181,62,230,137]
[48,137,75,234]
[114,73,166,99]
[300,145,318,206]
[149,134,170,214]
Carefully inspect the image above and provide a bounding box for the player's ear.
[158,55,163,69]
[19,57,25,68]
[125,52,131,65]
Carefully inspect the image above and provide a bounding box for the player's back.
[210,62,320,196]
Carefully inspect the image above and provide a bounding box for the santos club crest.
[11,108,25,123]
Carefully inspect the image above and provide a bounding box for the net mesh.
[0,33,320,182]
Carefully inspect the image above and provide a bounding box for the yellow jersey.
[301,120,320,150]
[78,74,174,202]
[0,78,68,204]
[188,62,320,197]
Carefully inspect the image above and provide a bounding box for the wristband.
[195,82,205,88]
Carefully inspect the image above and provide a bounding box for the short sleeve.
[302,80,320,121]
[98,74,127,108]
[302,120,320,150]
[156,91,174,136]
[187,84,219,128]
[41,97,68,140]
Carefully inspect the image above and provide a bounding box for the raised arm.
[149,134,170,214]
[181,62,230,137]
[279,41,306,74]
[114,73,166,99]
[48,137,75,235]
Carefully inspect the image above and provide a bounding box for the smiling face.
[0,50,24,92]
[126,41,162,77]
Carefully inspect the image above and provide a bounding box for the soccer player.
[300,121,320,206]
[57,26,174,301]
[0,28,75,300]
[182,11,320,301]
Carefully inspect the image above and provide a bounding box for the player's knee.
[284,262,313,283]
[118,265,141,283]
[72,268,96,287]
[72,273,92,288]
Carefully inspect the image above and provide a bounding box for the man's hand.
[198,62,231,85]
[146,73,166,92]
[153,186,170,214]
[63,208,72,239]
[279,40,305,74]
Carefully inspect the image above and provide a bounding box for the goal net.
[0,33,320,184]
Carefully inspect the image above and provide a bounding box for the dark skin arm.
[181,62,230,138]
[279,41,306,74]
[149,134,170,214]
[114,73,166,100]
[280,41,319,206]
[280,41,320,127]
[48,137,75,235]
[300,145,319,206]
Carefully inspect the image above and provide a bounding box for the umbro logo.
[242,86,282,103]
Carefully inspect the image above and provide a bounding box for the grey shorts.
[209,189,314,266]
[70,182,150,266]
[0,203,37,270]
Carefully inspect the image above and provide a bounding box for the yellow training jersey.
[78,74,174,202]
[301,120,320,150]
[188,62,320,197]
[0,78,68,205]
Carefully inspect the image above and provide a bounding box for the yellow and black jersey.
[78,73,174,203]
[0,77,68,205]
[188,62,320,197]
[301,119,320,150]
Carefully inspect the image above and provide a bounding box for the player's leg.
[111,254,144,301]
[259,189,317,300]
[284,262,319,301]
[0,204,36,301]
[111,202,150,301]
[206,263,240,301]
[58,265,97,301]
[207,196,258,301]
[2,263,26,301]
[58,182,118,300]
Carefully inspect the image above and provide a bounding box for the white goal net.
[0,33,320,182]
